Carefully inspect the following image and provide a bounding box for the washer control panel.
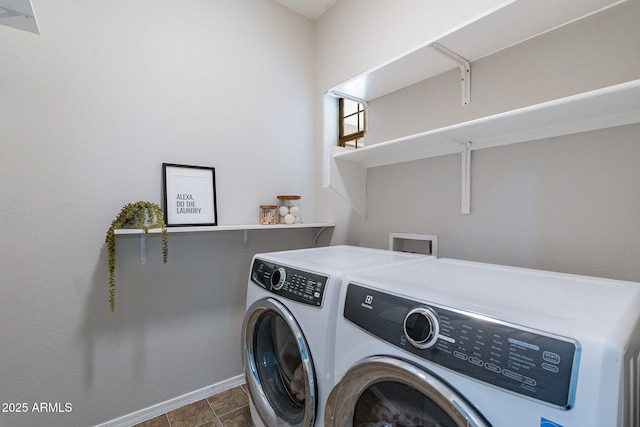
[344,283,581,409]
[251,258,328,307]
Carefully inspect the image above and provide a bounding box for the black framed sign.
[162,163,217,226]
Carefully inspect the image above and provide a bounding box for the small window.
[338,98,365,149]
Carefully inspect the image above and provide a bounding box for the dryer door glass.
[325,356,489,427]
[354,381,457,427]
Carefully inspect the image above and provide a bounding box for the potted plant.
[105,201,168,312]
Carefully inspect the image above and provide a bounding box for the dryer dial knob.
[271,267,287,290]
[404,307,440,349]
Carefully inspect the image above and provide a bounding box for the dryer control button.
[404,307,440,349]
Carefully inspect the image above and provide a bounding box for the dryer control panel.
[251,258,328,307]
[344,283,581,409]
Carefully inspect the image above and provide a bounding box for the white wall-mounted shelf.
[115,223,335,262]
[328,0,624,101]
[113,223,335,235]
[330,80,640,216]
[327,0,635,217]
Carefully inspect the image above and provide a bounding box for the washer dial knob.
[404,307,440,349]
[270,267,287,290]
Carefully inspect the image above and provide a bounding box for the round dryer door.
[326,356,490,427]
[242,298,316,427]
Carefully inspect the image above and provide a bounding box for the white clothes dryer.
[326,258,640,427]
[242,245,429,427]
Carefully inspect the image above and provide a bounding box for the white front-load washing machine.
[326,258,640,427]
[242,245,430,427]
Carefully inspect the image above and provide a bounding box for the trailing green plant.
[105,201,168,312]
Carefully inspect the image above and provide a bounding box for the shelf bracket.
[450,139,472,214]
[0,3,40,34]
[313,226,331,245]
[140,233,147,265]
[0,8,19,19]
[430,43,471,106]
[243,229,248,252]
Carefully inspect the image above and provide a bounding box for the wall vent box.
[389,233,438,257]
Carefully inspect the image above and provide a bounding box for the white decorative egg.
[279,206,289,216]
[284,214,295,224]
[289,206,300,216]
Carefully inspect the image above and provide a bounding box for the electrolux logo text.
[361,295,374,309]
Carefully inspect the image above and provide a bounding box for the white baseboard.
[94,374,245,427]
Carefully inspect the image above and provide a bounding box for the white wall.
[0,1,319,426]
[316,1,640,281]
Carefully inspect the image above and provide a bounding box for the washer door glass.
[255,313,307,419]
[243,298,316,427]
[326,356,490,427]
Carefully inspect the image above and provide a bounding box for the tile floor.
[132,385,252,427]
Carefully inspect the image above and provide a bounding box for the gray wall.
[359,124,639,281]
[318,1,640,282]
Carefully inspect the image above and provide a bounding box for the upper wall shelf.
[328,0,625,101]
[330,80,640,216]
